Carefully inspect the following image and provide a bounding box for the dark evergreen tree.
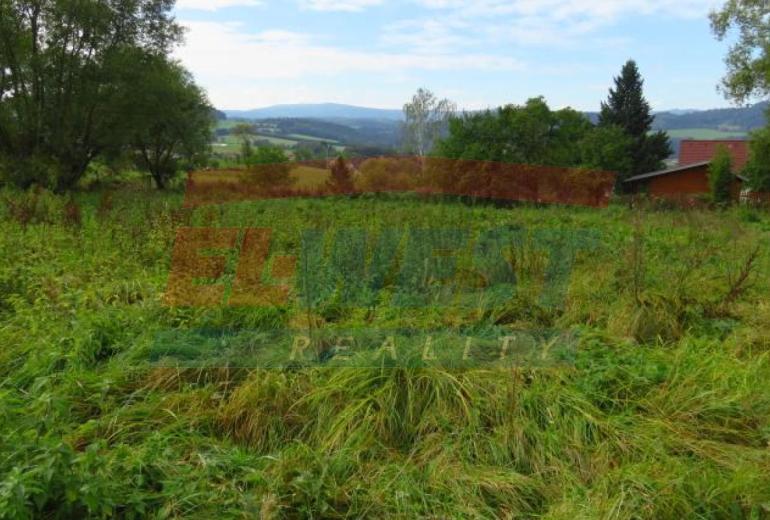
[599,60,672,186]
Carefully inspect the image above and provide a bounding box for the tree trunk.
[152,170,167,190]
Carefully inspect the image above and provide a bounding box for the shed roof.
[679,139,749,171]
[624,161,748,184]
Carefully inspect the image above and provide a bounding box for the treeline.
[411,61,672,191]
[653,102,769,131]
[216,117,402,153]
[0,0,212,191]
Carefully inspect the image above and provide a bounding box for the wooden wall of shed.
[631,165,742,200]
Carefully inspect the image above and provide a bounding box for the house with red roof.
[625,139,749,199]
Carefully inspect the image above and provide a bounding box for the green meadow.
[1,187,769,518]
[665,128,748,140]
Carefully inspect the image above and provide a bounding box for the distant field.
[291,165,330,188]
[214,133,301,152]
[213,120,350,153]
[666,128,748,140]
[190,165,330,190]
[252,134,300,146]
[286,133,339,143]
[215,119,249,130]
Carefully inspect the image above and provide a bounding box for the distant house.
[625,139,749,199]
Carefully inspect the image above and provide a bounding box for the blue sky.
[173,0,736,112]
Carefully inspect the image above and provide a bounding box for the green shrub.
[708,145,733,204]
[244,146,293,189]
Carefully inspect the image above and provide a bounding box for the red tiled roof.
[679,140,749,172]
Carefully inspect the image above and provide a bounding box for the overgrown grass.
[1,186,769,518]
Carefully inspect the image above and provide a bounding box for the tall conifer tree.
[599,60,672,186]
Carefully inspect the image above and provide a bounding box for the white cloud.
[177,21,524,77]
[382,18,474,53]
[300,0,383,12]
[398,0,723,49]
[176,0,263,11]
[172,0,727,110]
[414,0,720,19]
[174,20,526,108]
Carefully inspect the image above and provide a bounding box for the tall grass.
[0,186,768,518]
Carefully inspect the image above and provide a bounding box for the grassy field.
[1,186,769,518]
[286,133,339,144]
[182,165,330,190]
[666,128,748,140]
[291,165,330,188]
[213,120,346,157]
[216,133,301,150]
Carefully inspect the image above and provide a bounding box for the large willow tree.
[0,0,206,191]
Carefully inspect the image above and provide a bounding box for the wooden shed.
[624,161,746,200]
[625,139,749,200]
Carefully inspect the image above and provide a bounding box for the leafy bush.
[745,126,770,192]
[244,147,293,189]
[1,187,67,226]
[708,145,733,204]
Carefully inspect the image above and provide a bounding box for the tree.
[599,60,672,184]
[709,145,734,204]
[127,57,213,189]
[402,88,456,157]
[544,107,594,167]
[579,125,634,176]
[744,126,770,191]
[710,1,770,104]
[244,146,293,189]
[0,0,183,191]
[231,124,256,161]
[434,97,595,167]
[327,156,355,194]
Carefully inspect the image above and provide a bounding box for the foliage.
[292,141,333,161]
[264,117,400,149]
[435,97,630,188]
[579,124,634,175]
[709,146,735,204]
[710,0,770,104]
[231,124,257,160]
[402,88,456,157]
[326,156,355,194]
[0,0,183,191]
[744,125,770,191]
[436,97,587,165]
[245,146,289,167]
[244,146,293,189]
[599,60,672,183]
[127,57,214,189]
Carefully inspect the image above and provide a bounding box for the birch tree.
[402,88,456,157]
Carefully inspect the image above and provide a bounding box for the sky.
[172,0,736,112]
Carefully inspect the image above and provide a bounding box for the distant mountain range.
[653,102,768,132]
[224,103,403,121]
[223,101,768,133]
[218,101,768,156]
[584,101,768,133]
